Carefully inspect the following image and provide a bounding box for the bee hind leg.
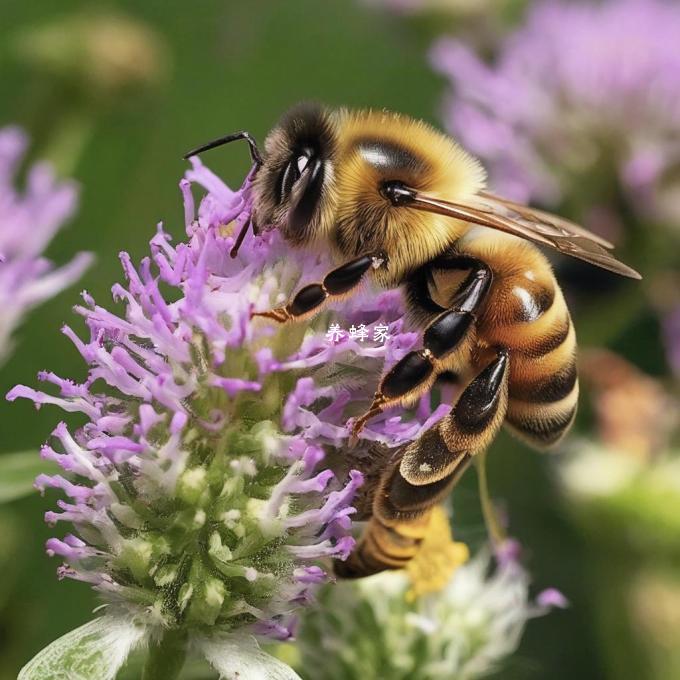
[399,349,509,485]
[351,261,491,437]
[251,252,386,323]
[337,350,509,577]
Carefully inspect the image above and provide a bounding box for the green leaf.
[0,450,48,503]
[198,633,302,680]
[18,613,147,680]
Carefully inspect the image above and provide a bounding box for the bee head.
[252,102,337,247]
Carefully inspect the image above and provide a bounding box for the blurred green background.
[0,1,677,679]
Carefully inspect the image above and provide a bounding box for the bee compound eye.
[278,158,301,203]
[287,155,325,234]
[279,149,314,202]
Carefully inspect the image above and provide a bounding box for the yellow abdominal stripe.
[405,505,469,602]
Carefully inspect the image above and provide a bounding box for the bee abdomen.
[336,514,428,577]
[500,295,578,448]
[335,462,464,578]
[461,238,578,450]
[506,397,578,447]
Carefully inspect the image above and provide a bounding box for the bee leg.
[251,252,386,323]
[337,350,508,577]
[351,262,491,436]
[399,349,509,484]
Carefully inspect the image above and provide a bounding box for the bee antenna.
[183,131,263,166]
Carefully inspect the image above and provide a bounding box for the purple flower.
[431,0,680,222]
[0,126,92,362]
[536,587,569,610]
[9,158,446,677]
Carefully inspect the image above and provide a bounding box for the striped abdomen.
[336,235,577,578]
[335,451,471,577]
[473,237,578,448]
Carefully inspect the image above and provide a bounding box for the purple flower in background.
[431,0,680,222]
[9,159,446,679]
[0,126,92,362]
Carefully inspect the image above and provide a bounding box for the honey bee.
[185,103,640,577]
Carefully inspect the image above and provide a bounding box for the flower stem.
[41,109,94,177]
[475,449,507,546]
[141,628,188,680]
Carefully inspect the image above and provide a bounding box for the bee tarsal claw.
[349,395,387,440]
[349,424,364,444]
[250,308,290,323]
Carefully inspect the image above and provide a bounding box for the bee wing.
[409,190,641,280]
[476,191,615,249]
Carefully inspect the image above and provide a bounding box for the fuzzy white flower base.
[298,548,557,680]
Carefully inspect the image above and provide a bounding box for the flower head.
[0,125,92,362]
[298,511,565,680]
[9,159,448,677]
[431,0,680,222]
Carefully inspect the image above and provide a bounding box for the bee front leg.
[351,260,491,437]
[251,252,386,323]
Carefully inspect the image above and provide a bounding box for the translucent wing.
[476,191,615,249]
[407,190,641,279]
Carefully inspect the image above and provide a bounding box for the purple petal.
[537,588,570,610]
